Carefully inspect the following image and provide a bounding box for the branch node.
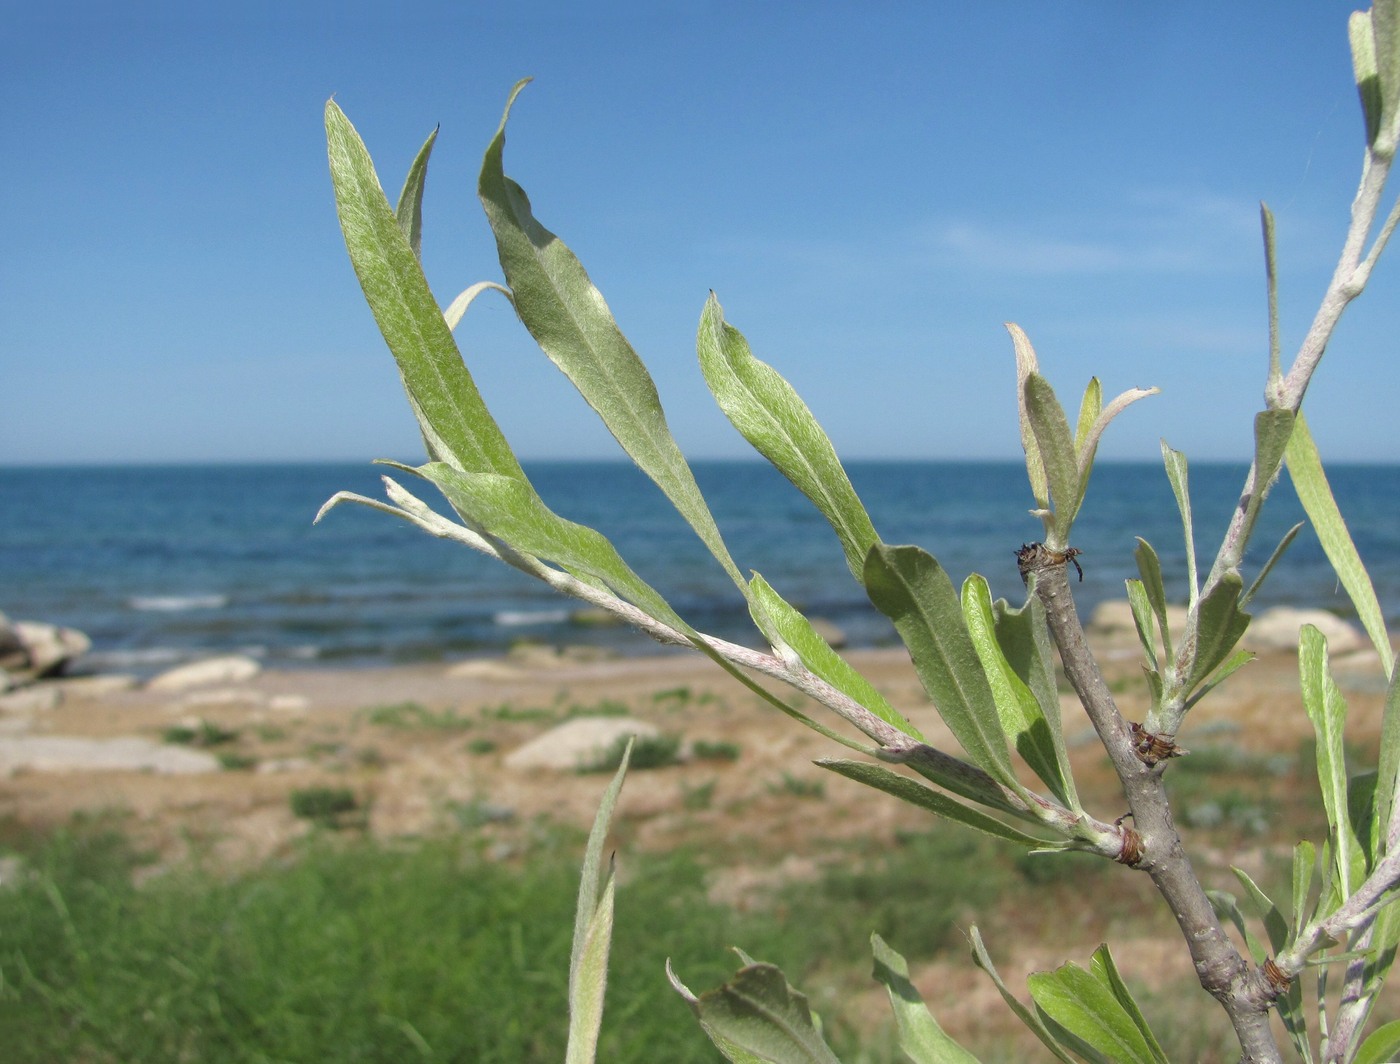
[1116,825,1145,866]
[1016,541,1084,583]
[1129,722,1187,767]
[1262,957,1292,997]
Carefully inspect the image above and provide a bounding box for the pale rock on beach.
[503,716,661,771]
[147,654,263,691]
[0,611,92,683]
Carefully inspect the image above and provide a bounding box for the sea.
[3,461,1399,677]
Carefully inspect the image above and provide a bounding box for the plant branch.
[1205,145,1394,599]
[1028,555,1284,1064]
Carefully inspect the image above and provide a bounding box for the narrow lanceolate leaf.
[1300,625,1362,896]
[1160,441,1198,606]
[1242,522,1303,609]
[1291,840,1317,940]
[566,739,631,1064]
[698,294,880,583]
[1286,411,1395,675]
[1008,324,1049,510]
[963,575,1076,808]
[1181,648,1254,713]
[478,80,747,594]
[1248,409,1295,522]
[1073,378,1102,457]
[326,101,524,481]
[968,929,1078,1064]
[870,934,982,1064]
[817,760,1053,846]
[566,867,616,1064]
[1375,668,1400,860]
[1087,946,1168,1064]
[864,543,1017,788]
[1133,539,1172,663]
[1125,580,1162,679]
[394,125,439,258]
[1027,957,1167,1064]
[1179,572,1250,699]
[1355,1020,1400,1064]
[749,574,921,740]
[417,463,689,632]
[1231,867,1289,954]
[1075,385,1157,501]
[674,962,843,1064]
[1023,373,1080,543]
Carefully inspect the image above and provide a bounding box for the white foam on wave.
[129,594,229,612]
[494,608,570,628]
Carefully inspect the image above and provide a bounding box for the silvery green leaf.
[749,574,921,740]
[1180,572,1250,698]
[1087,946,1168,1064]
[1241,522,1303,609]
[1125,580,1160,673]
[1073,385,1157,519]
[963,575,1076,808]
[1160,441,1198,607]
[1355,1020,1400,1064]
[1027,955,1167,1064]
[326,101,524,480]
[672,962,843,1064]
[478,81,747,594]
[870,934,982,1064]
[394,124,438,259]
[1286,411,1395,674]
[1181,649,1254,713]
[967,929,1078,1064]
[864,543,1017,789]
[699,295,879,584]
[1023,373,1080,543]
[1074,377,1101,457]
[1375,668,1400,861]
[1008,324,1049,511]
[565,739,631,1064]
[1133,538,1171,663]
[817,759,1054,845]
[1300,625,1364,896]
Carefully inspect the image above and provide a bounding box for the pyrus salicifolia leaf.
[816,759,1052,845]
[478,80,747,595]
[326,101,524,480]
[698,295,880,584]
[1133,539,1171,663]
[394,124,438,259]
[1026,953,1167,1064]
[870,934,982,1064]
[863,543,1017,789]
[1286,411,1395,675]
[673,962,843,1064]
[962,575,1077,808]
[1022,373,1080,543]
[1300,625,1365,896]
[748,574,921,740]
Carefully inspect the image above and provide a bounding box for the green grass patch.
[691,739,741,761]
[289,787,361,827]
[579,733,683,773]
[162,720,239,747]
[0,821,839,1063]
[361,700,474,730]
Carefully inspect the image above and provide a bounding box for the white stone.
[0,685,61,713]
[0,736,220,776]
[1244,607,1367,654]
[1087,599,1190,637]
[147,655,262,692]
[504,716,660,771]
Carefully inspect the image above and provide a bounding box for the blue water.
[3,461,1398,674]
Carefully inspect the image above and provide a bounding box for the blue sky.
[2,2,1396,466]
